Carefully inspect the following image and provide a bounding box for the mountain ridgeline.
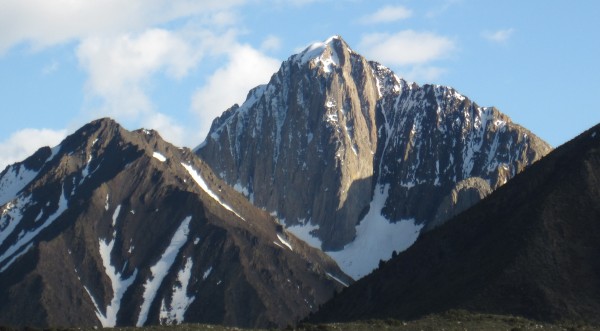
[309,122,600,325]
[0,35,573,329]
[0,118,351,328]
[196,36,551,278]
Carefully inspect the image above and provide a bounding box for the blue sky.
[0,0,599,169]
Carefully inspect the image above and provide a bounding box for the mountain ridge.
[196,35,551,278]
[0,118,351,328]
[308,121,600,324]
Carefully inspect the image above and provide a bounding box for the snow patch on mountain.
[202,266,212,280]
[232,183,249,196]
[0,186,69,273]
[153,152,167,162]
[112,205,121,227]
[233,182,253,203]
[277,233,293,251]
[286,220,321,249]
[295,36,343,73]
[159,257,195,325]
[181,163,245,221]
[0,195,29,248]
[0,164,39,206]
[0,242,33,273]
[328,184,423,280]
[325,272,349,288]
[88,234,138,327]
[81,155,93,181]
[136,216,192,327]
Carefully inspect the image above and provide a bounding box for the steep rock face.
[199,37,380,251]
[309,122,600,324]
[0,118,350,328]
[373,73,550,223]
[197,36,551,278]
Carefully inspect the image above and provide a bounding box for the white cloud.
[76,28,208,145]
[261,35,282,52]
[208,10,240,27]
[77,29,202,110]
[359,5,412,24]
[482,28,516,44]
[0,0,256,149]
[0,128,67,171]
[0,0,289,151]
[141,113,187,147]
[358,30,455,66]
[191,44,280,141]
[0,0,246,54]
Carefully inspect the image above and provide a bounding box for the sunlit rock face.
[197,36,551,278]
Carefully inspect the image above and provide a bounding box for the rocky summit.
[196,36,551,279]
[0,118,351,329]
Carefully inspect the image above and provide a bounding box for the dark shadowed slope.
[309,122,600,324]
[0,118,351,329]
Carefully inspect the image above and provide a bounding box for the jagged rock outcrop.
[308,122,600,325]
[197,36,551,278]
[0,118,351,328]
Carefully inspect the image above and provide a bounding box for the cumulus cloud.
[0,0,253,148]
[482,28,516,44]
[358,30,455,66]
[0,0,246,54]
[191,44,280,141]
[0,0,308,150]
[141,113,187,147]
[75,28,209,145]
[359,5,412,24]
[0,128,67,171]
[77,29,202,116]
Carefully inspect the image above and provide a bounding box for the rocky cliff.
[197,36,551,278]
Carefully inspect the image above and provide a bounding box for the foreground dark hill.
[309,123,600,324]
[197,35,551,279]
[0,118,350,328]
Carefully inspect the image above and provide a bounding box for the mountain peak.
[198,34,551,278]
[0,118,351,328]
[292,35,351,72]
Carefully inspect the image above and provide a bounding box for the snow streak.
[276,233,293,251]
[136,216,192,326]
[159,257,195,325]
[181,163,245,221]
[87,235,138,327]
[0,164,38,206]
[153,152,167,162]
[0,186,68,273]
